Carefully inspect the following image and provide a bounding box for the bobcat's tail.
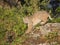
[48,15,53,20]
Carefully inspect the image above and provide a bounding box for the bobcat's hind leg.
[40,20,48,25]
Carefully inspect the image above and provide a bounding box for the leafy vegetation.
[0,0,60,45]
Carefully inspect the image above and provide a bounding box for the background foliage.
[0,0,60,45]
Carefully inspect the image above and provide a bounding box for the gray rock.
[40,23,60,36]
[22,23,60,45]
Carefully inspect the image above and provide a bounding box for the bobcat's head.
[23,16,29,24]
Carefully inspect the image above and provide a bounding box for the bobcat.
[23,10,52,34]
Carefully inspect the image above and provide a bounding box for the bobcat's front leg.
[25,21,33,34]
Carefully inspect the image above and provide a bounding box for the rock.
[38,43,50,45]
[22,23,60,45]
[40,23,60,36]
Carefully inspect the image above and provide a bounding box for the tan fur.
[23,10,52,34]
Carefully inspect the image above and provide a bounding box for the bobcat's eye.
[41,20,44,22]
